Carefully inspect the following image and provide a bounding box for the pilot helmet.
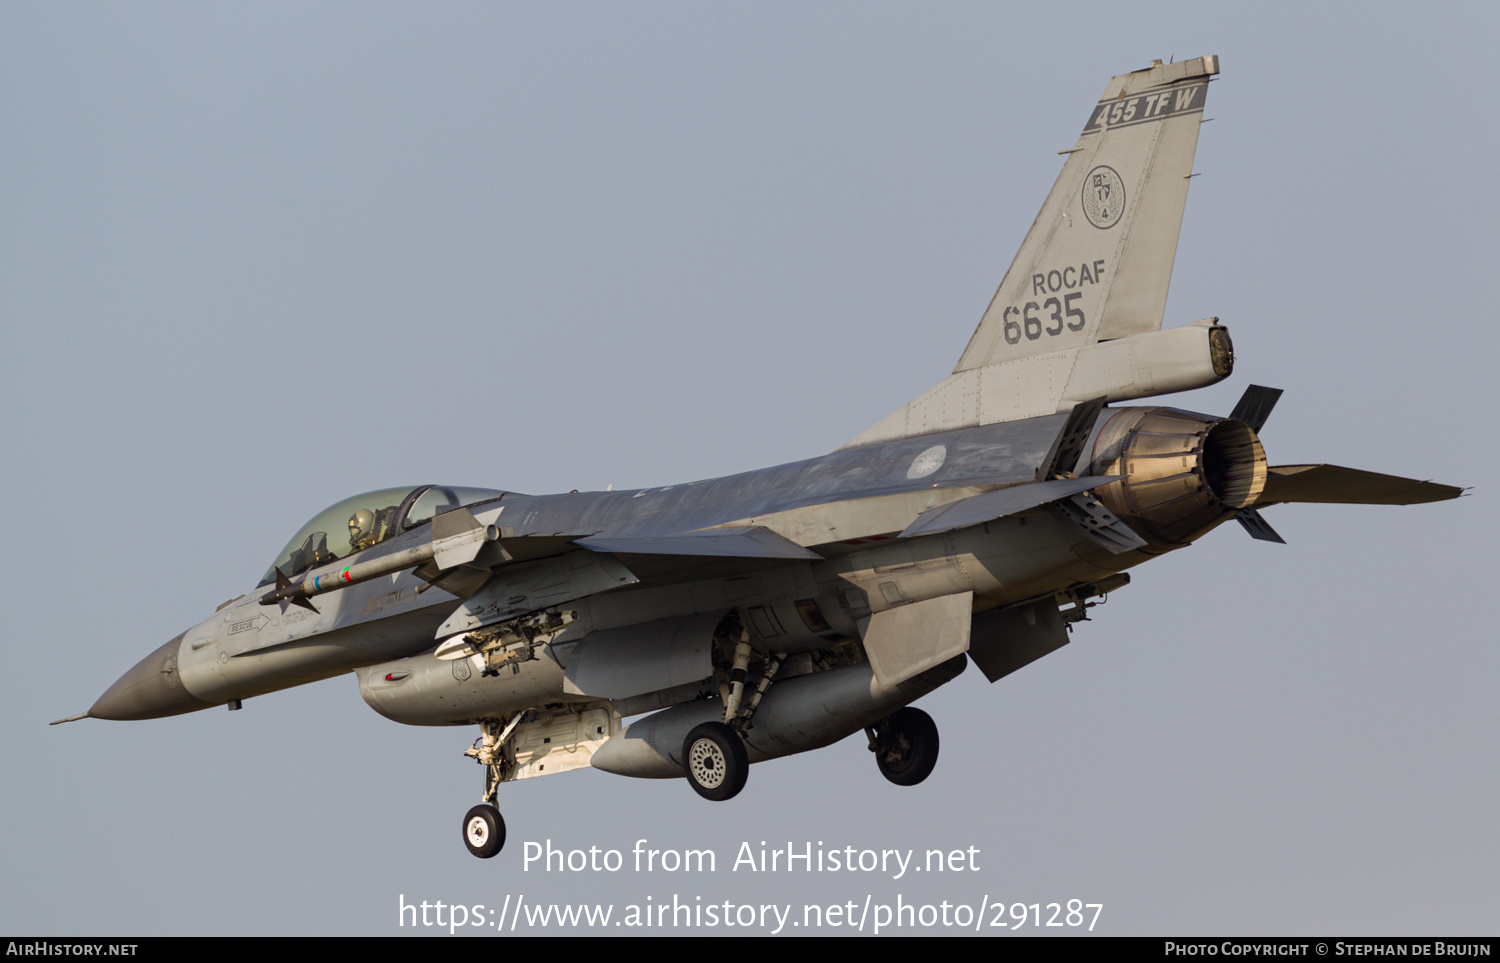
[348,508,376,545]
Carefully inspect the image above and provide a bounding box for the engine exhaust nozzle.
[1088,407,1268,553]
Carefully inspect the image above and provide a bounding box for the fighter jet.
[60,55,1461,859]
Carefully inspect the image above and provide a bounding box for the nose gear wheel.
[462,804,506,858]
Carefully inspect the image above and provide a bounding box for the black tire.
[462,804,506,858]
[681,722,749,801]
[873,707,939,786]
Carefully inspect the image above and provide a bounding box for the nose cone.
[90,633,214,720]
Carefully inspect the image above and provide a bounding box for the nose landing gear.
[462,804,506,859]
[460,714,522,858]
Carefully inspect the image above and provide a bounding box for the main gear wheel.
[871,707,939,786]
[682,722,749,801]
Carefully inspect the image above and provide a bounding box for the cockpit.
[259,485,509,585]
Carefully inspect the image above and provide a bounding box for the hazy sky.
[3,3,1495,936]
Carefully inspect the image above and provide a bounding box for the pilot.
[348,509,379,552]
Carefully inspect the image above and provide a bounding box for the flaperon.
[62,55,1462,859]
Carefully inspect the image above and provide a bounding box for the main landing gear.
[683,628,784,803]
[682,722,749,801]
[868,707,939,786]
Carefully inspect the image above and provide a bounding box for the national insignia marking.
[1081,165,1125,229]
[906,445,947,479]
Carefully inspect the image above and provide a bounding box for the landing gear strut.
[868,707,939,786]
[460,714,522,858]
[684,620,785,802]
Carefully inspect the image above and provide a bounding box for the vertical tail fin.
[954,55,1218,373]
[841,56,1225,450]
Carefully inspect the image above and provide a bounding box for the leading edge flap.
[575,526,821,560]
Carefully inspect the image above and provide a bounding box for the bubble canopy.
[259,485,507,585]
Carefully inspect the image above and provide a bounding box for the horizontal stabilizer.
[576,527,820,560]
[1257,464,1464,506]
[899,476,1121,538]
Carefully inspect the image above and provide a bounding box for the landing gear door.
[508,704,621,781]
